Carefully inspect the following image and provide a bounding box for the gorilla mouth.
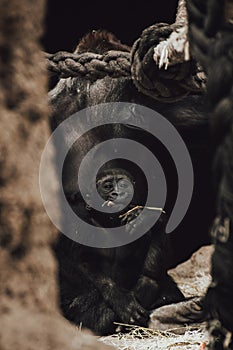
[102,200,129,213]
[102,200,116,208]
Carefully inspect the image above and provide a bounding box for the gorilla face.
[97,171,134,211]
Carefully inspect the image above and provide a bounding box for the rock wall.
[0,1,111,349]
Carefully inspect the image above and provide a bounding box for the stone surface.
[149,245,213,330]
[0,1,112,349]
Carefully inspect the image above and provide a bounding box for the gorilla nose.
[110,192,118,199]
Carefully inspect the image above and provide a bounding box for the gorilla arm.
[133,217,184,310]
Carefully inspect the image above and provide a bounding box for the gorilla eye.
[118,179,132,189]
[119,182,127,188]
[103,182,113,191]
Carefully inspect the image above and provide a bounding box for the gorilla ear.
[74,30,130,54]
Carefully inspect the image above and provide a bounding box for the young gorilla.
[57,126,184,334]
[50,31,212,334]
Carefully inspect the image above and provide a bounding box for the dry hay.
[100,324,208,350]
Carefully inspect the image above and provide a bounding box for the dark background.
[42,0,178,53]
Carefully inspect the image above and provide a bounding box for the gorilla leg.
[58,272,117,335]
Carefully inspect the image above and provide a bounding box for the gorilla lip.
[102,200,115,207]
[101,200,128,213]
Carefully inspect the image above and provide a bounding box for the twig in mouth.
[102,200,114,207]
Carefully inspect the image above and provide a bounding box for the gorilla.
[187,0,233,347]
[49,30,213,335]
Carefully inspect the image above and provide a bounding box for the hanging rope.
[153,0,190,69]
[130,0,205,101]
[45,0,205,102]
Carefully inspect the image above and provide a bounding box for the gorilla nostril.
[110,192,118,199]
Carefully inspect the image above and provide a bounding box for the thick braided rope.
[45,50,131,80]
[45,6,205,102]
[131,23,204,101]
[46,40,203,101]
[130,0,205,102]
[153,0,190,69]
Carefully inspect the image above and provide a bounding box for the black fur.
[188,0,233,347]
[50,31,213,335]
